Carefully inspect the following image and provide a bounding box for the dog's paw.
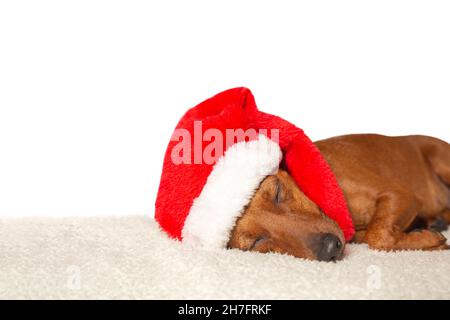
[394,229,448,250]
[420,229,447,248]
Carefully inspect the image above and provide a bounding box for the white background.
[0,1,449,217]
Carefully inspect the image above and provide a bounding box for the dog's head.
[228,169,345,261]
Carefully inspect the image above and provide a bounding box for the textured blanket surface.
[0,216,449,299]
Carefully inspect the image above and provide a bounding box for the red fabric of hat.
[155,87,354,248]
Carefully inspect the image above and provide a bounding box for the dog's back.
[411,135,450,187]
[230,134,450,258]
[315,134,450,224]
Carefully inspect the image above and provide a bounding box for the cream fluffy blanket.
[0,216,449,299]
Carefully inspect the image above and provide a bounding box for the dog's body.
[228,134,450,261]
[316,134,450,249]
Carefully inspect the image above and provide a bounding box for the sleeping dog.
[228,134,450,261]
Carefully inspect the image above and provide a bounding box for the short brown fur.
[228,134,450,260]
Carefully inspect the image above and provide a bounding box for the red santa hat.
[155,87,354,248]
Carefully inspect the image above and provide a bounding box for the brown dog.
[228,134,450,261]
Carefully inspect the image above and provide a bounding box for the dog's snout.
[317,233,343,262]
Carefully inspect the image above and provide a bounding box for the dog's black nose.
[317,233,343,262]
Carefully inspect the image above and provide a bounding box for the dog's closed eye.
[274,179,282,204]
[261,176,287,204]
[274,178,292,204]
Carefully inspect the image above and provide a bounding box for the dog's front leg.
[363,189,448,251]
